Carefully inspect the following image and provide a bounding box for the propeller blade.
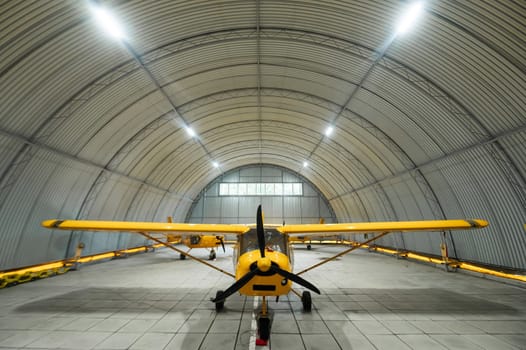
[212,268,258,303]
[218,236,225,252]
[270,266,321,294]
[256,205,265,258]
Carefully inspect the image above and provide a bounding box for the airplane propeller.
[212,205,320,303]
[216,236,225,252]
[256,205,265,258]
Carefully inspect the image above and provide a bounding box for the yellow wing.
[278,219,488,235]
[42,219,249,235]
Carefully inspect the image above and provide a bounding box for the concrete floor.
[0,245,525,350]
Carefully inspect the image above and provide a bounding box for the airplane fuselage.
[235,227,293,297]
[236,249,292,296]
[182,235,222,249]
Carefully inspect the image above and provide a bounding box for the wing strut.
[296,231,391,276]
[138,232,235,278]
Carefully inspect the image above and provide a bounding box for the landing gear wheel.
[301,291,312,312]
[257,317,271,341]
[209,250,216,260]
[215,290,224,311]
[307,244,312,250]
[179,253,186,260]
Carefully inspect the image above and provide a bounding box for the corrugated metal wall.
[0,141,192,270]
[342,143,526,270]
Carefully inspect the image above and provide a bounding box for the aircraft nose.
[257,257,272,272]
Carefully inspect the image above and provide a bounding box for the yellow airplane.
[288,218,342,249]
[167,233,225,260]
[42,206,488,342]
[165,217,225,260]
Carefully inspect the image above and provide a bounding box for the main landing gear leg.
[256,296,271,344]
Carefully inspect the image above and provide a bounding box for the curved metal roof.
[0,1,525,270]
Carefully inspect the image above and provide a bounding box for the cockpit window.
[240,228,286,254]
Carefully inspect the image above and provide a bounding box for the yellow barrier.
[343,240,526,283]
[0,243,165,289]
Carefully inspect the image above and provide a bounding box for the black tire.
[301,291,312,312]
[209,251,216,260]
[179,253,186,260]
[307,244,312,250]
[258,317,271,341]
[215,290,224,311]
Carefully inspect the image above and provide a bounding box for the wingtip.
[478,219,489,228]
[469,219,489,228]
[42,219,62,228]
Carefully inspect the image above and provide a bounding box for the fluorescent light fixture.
[325,126,334,137]
[396,1,423,35]
[185,126,196,137]
[90,4,126,39]
[303,161,309,168]
[212,161,219,168]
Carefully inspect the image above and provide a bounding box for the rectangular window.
[219,183,229,195]
[293,183,303,195]
[229,183,238,195]
[218,183,303,196]
[275,183,283,195]
[238,183,247,195]
[247,183,256,195]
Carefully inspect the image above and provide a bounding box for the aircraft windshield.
[240,228,287,254]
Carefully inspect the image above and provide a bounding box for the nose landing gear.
[256,296,271,344]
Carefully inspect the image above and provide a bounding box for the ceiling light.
[90,4,126,39]
[303,161,309,168]
[185,126,196,137]
[325,126,334,137]
[212,161,219,168]
[396,2,423,35]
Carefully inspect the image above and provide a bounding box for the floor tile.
[88,318,129,332]
[398,334,447,349]
[200,333,237,350]
[409,320,454,334]
[129,332,174,349]
[164,333,206,350]
[431,334,484,350]
[353,320,392,334]
[366,334,411,350]
[297,320,330,334]
[331,333,376,349]
[303,334,341,350]
[0,331,48,348]
[94,332,142,349]
[463,334,520,350]
[269,334,305,350]
[381,320,423,335]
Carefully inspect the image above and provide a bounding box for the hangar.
[0,1,525,349]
